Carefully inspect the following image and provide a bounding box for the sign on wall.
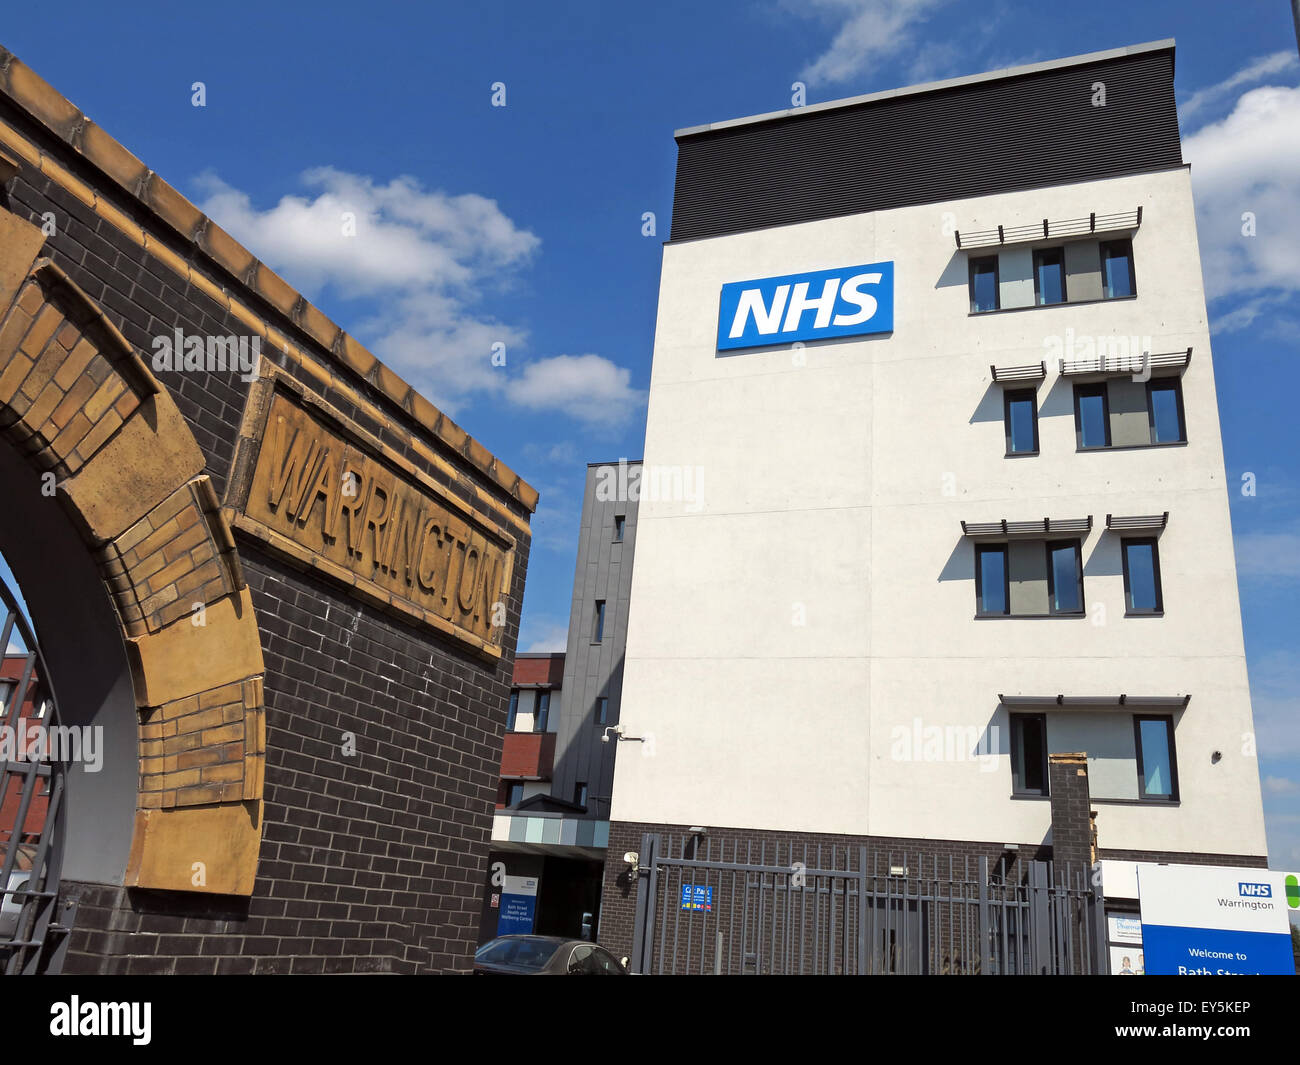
[224,371,516,659]
[497,875,539,936]
[716,262,894,352]
[1137,865,1297,975]
[680,884,713,912]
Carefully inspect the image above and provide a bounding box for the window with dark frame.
[1100,239,1136,299]
[507,782,524,806]
[1033,247,1066,305]
[1011,714,1049,796]
[969,256,1000,313]
[593,600,606,643]
[613,515,625,542]
[1122,538,1163,615]
[1046,540,1084,615]
[1004,389,1039,455]
[534,690,550,732]
[1074,383,1111,449]
[1134,716,1178,801]
[975,543,1009,616]
[1147,379,1186,444]
[596,697,609,726]
[506,689,519,731]
[574,782,588,809]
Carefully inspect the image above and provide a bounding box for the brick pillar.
[1048,752,1093,875]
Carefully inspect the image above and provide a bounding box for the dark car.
[474,935,628,975]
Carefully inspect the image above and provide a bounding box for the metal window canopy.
[999,693,1190,711]
[955,208,1141,250]
[990,361,1046,385]
[1060,347,1191,379]
[1106,512,1168,534]
[961,516,1092,540]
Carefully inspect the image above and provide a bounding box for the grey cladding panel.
[671,50,1181,241]
[1107,379,1150,447]
[1064,241,1103,303]
[1008,541,1049,615]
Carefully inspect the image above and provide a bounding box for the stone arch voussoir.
[0,209,264,895]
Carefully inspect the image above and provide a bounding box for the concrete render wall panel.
[613,165,1265,859]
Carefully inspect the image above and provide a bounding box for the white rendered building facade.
[603,40,1267,906]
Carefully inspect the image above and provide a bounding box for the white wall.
[509,688,560,734]
[611,167,1267,858]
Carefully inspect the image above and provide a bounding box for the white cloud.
[1234,530,1300,580]
[1264,776,1299,794]
[1184,83,1300,304]
[785,0,949,88]
[522,440,579,467]
[196,169,641,428]
[196,169,538,415]
[505,354,645,428]
[1180,51,1299,124]
[522,618,570,653]
[1249,651,1300,756]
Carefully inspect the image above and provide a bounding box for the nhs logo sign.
[1239,883,1272,898]
[717,262,894,352]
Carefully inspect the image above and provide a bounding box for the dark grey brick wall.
[2,100,530,974]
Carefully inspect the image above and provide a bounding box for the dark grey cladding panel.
[670,50,1182,242]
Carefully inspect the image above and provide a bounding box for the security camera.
[602,724,625,744]
[623,851,639,866]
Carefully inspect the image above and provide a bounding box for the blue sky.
[2,1,1298,869]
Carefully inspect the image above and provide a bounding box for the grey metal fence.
[0,573,75,974]
[630,833,1103,975]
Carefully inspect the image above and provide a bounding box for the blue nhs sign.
[717,262,894,352]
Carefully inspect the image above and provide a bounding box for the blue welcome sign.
[717,262,894,352]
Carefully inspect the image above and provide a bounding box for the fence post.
[1089,861,1108,975]
[630,833,658,975]
[1028,861,1052,974]
[857,847,868,977]
[978,856,992,974]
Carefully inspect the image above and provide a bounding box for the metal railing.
[956,208,1142,250]
[631,834,1103,975]
[0,572,75,974]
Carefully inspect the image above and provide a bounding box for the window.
[593,600,606,643]
[534,690,550,732]
[1074,384,1110,449]
[1011,714,1049,796]
[595,697,609,726]
[506,782,524,806]
[1033,247,1066,305]
[1004,389,1039,455]
[1147,380,1185,444]
[1100,239,1136,299]
[969,256,999,313]
[975,544,1009,616]
[1134,716,1178,801]
[1122,538,1163,615]
[1046,540,1084,615]
[574,782,588,809]
[613,515,625,543]
[506,689,519,731]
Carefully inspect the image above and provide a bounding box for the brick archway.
[0,209,264,895]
